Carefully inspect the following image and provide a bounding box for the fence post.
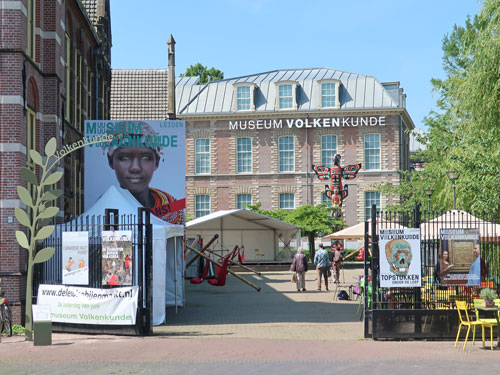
[364,220,370,338]
[413,205,423,333]
[138,207,153,336]
[370,204,379,338]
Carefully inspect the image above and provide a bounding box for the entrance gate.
[33,208,153,335]
[364,205,500,339]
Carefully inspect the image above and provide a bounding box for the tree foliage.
[246,202,345,257]
[181,63,224,84]
[379,0,500,214]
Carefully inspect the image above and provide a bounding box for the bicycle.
[0,298,12,337]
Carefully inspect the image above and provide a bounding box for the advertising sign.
[379,228,421,287]
[37,284,138,325]
[102,230,133,286]
[62,231,89,285]
[84,120,186,225]
[439,228,481,286]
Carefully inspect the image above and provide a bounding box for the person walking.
[314,244,330,291]
[332,242,343,283]
[290,247,308,291]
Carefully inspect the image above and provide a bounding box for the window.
[65,34,70,121]
[236,86,250,111]
[27,0,36,59]
[322,192,330,204]
[364,133,381,170]
[237,194,252,209]
[321,135,337,167]
[195,138,210,174]
[237,137,252,173]
[278,136,294,172]
[321,82,337,108]
[279,193,295,210]
[195,195,210,218]
[278,84,293,109]
[26,108,36,195]
[365,192,380,220]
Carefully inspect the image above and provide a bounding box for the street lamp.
[446,170,460,210]
[424,189,434,212]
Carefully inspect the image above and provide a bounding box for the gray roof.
[177,68,403,115]
[110,68,405,120]
[110,69,198,120]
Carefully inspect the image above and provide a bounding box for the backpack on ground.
[338,290,349,300]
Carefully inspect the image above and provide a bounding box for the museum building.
[0,0,111,323]
[175,68,414,226]
[111,63,415,227]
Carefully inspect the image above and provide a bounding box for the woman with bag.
[290,247,308,292]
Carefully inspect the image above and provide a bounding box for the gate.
[33,208,153,336]
[364,205,500,339]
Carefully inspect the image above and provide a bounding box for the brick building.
[0,0,111,323]
[175,69,414,226]
[112,65,415,228]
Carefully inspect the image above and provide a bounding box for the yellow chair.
[455,300,495,350]
[473,299,499,325]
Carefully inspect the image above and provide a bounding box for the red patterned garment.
[149,188,185,225]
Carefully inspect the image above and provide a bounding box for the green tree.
[378,0,500,214]
[181,63,224,84]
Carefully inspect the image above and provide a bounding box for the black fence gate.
[33,208,153,336]
[364,205,500,340]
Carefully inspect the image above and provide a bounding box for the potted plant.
[479,287,498,307]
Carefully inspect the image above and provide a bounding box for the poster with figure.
[102,230,133,286]
[379,228,421,287]
[62,231,89,285]
[84,120,186,225]
[439,228,480,286]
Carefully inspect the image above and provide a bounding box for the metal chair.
[455,300,495,350]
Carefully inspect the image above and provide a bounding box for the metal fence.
[33,208,153,335]
[364,206,500,339]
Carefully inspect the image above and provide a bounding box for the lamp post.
[446,170,460,210]
[424,189,434,212]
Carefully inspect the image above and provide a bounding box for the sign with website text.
[37,284,138,325]
[379,228,421,287]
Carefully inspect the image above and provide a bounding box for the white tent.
[420,210,500,240]
[322,220,407,240]
[186,209,301,261]
[67,185,183,325]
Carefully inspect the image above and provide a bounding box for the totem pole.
[312,154,361,219]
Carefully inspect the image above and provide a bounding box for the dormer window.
[275,81,298,110]
[233,83,256,111]
[318,79,340,109]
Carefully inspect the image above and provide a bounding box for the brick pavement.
[0,270,499,374]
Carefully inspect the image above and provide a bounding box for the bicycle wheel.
[1,305,12,337]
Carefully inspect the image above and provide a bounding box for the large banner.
[439,228,481,286]
[62,231,89,285]
[379,228,421,287]
[102,230,133,286]
[84,120,186,225]
[37,284,138,325]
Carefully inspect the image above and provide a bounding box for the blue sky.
[111,0,482,130]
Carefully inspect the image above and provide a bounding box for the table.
[476,306,500,348]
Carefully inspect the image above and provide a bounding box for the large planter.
[482,300,495,308]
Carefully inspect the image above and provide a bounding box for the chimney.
[167,35,176,119]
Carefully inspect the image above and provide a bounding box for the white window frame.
[318,79,340,109]
[236,194,252,209]
[275,81,298,110]
[364,133,381,170]
[278,136,294,172]
[365,191,380,220]
[236,137,252,173]
[195,195,210,218]
[321,135,337,167]
[279,193,295,210]
[195,138,210,174]
[233,83,255,111]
